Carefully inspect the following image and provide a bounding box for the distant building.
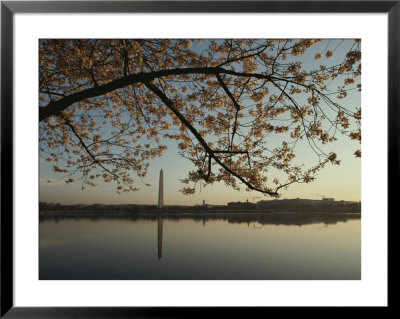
[257,198,360,213]
[227,201,256,209]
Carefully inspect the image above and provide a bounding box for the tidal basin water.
[39,213,361,280]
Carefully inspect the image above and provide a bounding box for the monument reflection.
[157,218,163,259]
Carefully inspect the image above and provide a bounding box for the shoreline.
[40,210,361,216]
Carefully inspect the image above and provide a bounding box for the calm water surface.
[39,213,360,280]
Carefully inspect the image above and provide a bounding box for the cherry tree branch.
[144,81,278,196]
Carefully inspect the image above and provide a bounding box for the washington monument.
[157,169,164,259]
[158,169,164,208]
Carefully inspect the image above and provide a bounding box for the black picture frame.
[1,1,395,317]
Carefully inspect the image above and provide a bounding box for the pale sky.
[40,140,360,205]
[39,39,361,205]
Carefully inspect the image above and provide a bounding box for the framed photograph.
[1,1,395,317]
